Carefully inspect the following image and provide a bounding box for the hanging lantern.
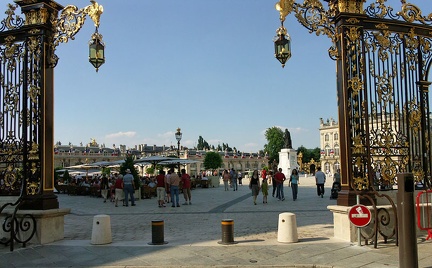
[89,28,105,72]
[274,24,291,68]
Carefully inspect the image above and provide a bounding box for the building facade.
[319,117,340,176]
[54,139,268,177]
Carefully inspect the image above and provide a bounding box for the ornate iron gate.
[0,0,104,250]
[276,0,432,247]
[0,2,61,208]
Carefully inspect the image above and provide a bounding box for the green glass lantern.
[89,29,105,72]
[274,25,291,68]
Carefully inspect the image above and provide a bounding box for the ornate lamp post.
[175,128,182,171]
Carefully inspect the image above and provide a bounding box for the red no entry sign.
[348,204,372,227]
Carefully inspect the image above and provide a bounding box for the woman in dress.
[249,170,261,205]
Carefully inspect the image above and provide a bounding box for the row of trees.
[197,136,236,153]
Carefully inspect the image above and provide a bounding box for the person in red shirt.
[181,169,192,205]
[261,169,267,180]
[156,170,166,207]
[274,168,286,201]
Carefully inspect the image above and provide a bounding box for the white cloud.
[105,131,137,139]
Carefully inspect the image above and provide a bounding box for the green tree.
[101,167,111,176]
[197,136,210,150]
[146,166,155,176]
[297,146,321,163]
[197,136,205,150]
[203,151,223,171]
[311,147,321,162]
[63,170,71,183]
[264,126,284,164]
[120,156,140,189]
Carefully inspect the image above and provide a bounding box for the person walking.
[231,168,238,191]
[289,169,299,201]
[169,168,181,207]
[181,169,192,205]
[165,170,171,203]
[333,169,341,191]
[261,178,268,204]
[271,170,277,197]
[249,170,261,205]
[100,175,110,203]
[222,169,230,191]
[238,171,243,185]
[274,168,286,201]
[315,166,326,198]
[123,169,136,206]
[156,170,166,207]
[114,174,124,207]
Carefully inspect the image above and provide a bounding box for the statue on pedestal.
[283,129,292,149]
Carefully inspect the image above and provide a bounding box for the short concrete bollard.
[218,219,237,245]
[91,214,112,245]
[148,220,168,245]
[277,212,298,243]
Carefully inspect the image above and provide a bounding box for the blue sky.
[54,0,423,152]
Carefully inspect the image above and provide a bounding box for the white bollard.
[91,214,112,245]
[277,212,298,243]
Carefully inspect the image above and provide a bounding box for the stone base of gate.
[0,208,71,245]
[328,205,359,242]
[328,204,429,243]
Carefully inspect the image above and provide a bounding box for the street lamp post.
[175,128,182,171]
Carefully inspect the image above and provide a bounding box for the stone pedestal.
[0,208,71,245]
[278,148,299,176]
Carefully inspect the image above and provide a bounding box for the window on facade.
[334,162,340,171]
[334,133,338,140]
[325,134,329,141]
[325,145,331,156]
[334,145,340,156]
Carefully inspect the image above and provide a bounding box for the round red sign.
[348,204,372,227]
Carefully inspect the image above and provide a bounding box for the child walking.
[262,178,268,204]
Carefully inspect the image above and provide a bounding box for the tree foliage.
[297,146,321,163]
[263,126,284,164]
[146,166,155,176]
[203,151,223,170]
[197,136,210,150]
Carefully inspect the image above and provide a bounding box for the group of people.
[221,168,242,191]
[60,166,341,207]
[245,166,341,205]
[155,168,192,208]
[247,168,300,205]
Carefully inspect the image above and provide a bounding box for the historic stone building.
[54,139,267,177]
[319,117,341,176]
